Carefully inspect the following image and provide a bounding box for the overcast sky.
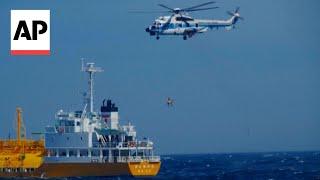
[0,0,319,154]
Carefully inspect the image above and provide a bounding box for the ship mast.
[81,61,103,113]
[16,107,26,144]
[17,108,21,143]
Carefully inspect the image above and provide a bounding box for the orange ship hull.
[0,161,161,178]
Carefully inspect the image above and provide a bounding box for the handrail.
[117,156,160,163]
[92,140,153,148]
[0,139,45,153]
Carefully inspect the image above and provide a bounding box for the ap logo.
[11,10,50,55]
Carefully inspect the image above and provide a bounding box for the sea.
[81,151,320,180]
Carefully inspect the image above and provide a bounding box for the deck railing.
[117,156,161,163]
[0,139,45,153]
[45,155,161,163]
[92,140,153,148]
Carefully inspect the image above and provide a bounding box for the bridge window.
[59,149,67,156]
[103,150,108,156]
[80,149,88,157]
[75,111,82,118]
[69,149,77,157]
[59,120,75,126]
[92,149,100,157]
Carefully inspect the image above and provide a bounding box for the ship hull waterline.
[0,161,161,178]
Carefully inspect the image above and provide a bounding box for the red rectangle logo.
[10,50,50,55]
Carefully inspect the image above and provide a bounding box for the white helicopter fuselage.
[146,13,240,39]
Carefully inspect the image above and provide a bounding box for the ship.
[0,108,46,177]
[0,62,161,178]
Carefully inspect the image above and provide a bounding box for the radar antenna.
[81,61,103,113]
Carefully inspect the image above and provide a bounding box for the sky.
[0,0,319,155]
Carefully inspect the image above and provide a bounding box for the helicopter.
[144,1,243,40]
[166,97,174,107]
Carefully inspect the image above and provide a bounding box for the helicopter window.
[176,17,193,21]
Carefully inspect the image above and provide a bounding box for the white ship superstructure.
[39,62,160,177]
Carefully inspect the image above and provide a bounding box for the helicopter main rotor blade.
[235,7,240,13]
[227,11,234,16]
[185,6,219,12]
[161,14,175,32]
[166,14,175,24]
[158,4,174,11]
[182,1,216,11]
[238,16,244,20]
[129,10,170,14]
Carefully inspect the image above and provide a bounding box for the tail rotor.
[227,7,244,24]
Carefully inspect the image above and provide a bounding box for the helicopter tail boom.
[198,7,243,29]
